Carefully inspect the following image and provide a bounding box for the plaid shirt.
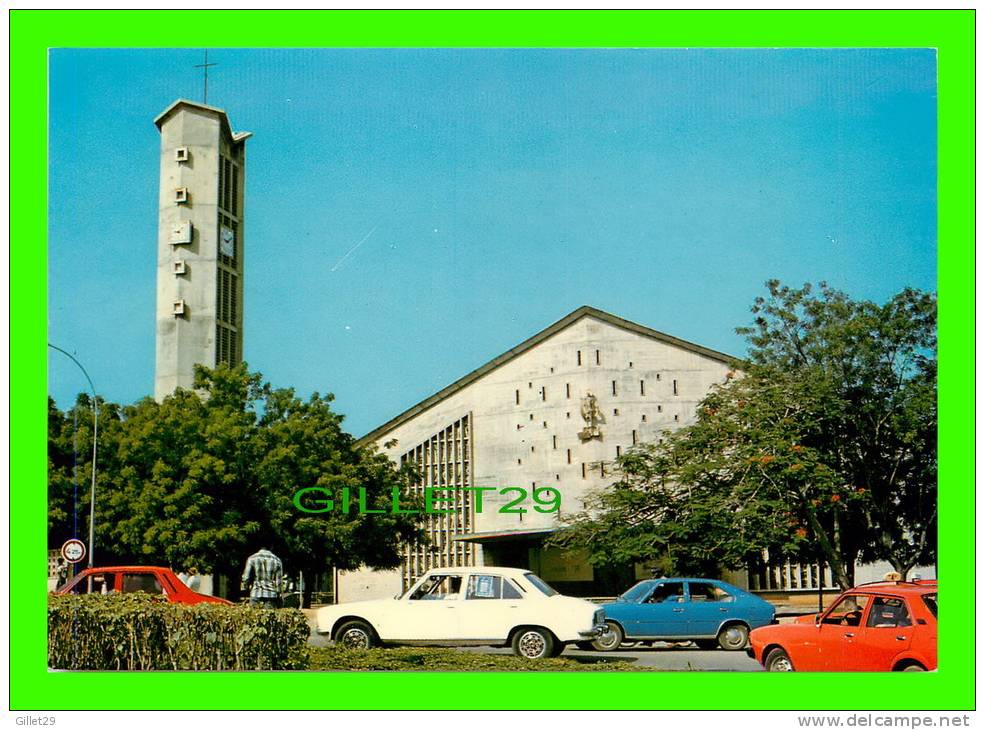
[242,549,283,599]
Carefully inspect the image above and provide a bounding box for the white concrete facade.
[340,308,736,602]
[154,100,250,400]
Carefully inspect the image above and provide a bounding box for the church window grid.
[230,156,239,216]
[214,258,238,367]
[214,159,240,367]
[398,413,476,591]
[215,322,237,367]
[218,153,240,218]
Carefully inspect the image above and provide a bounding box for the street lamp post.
[48,344,98,571]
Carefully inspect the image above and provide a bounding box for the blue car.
[587,578,776,651]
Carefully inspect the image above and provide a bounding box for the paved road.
[308,625,760,670]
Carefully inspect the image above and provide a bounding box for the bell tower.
[153,99,251,400]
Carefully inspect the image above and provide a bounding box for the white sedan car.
[316,566,607,659]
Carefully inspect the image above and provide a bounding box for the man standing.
[186,566,202,593]
[54,558,70,591]
[241,547,284,608]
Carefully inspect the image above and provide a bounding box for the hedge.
[307,646,654,671]
[48,593,310,670]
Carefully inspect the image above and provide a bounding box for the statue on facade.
[578,391,605,441]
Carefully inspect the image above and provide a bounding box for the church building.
[338,306,737,601]
[143,100,932,606]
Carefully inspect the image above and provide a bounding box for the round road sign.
[61,539,87,564]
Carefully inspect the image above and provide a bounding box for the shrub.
[48,593,310,670]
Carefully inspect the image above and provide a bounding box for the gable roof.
[358,305,740,445]
[154,99,253,144]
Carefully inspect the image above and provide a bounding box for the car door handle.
[719,608,729,612]
[672,608,685,613]
[843,633,855,638]
[896,636,907,641]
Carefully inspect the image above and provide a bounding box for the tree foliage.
[553,282,937,588]
[47,364,424,596]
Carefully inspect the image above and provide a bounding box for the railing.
[309,591,336,606]
[747,558,833,593]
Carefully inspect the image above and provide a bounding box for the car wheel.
[335,619,376,649]
[765,647,795,672]
[901,663,926,672]
[591,621,624,652]
[717,623,750,651]
[512,627,555,659]
[695,639,719,650]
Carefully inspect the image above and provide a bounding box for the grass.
[307,645,660,671]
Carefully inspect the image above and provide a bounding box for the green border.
[12,9,974,711]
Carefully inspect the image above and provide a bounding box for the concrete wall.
[374,315,732,535]
[154,104,246,400]
[337,314,734,601]
[336,567,403,604]
[854,561,936,584]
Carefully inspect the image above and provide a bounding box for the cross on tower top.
[193,49,218,105]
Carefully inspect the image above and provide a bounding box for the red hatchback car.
[57,566,231,605]
[748,581,937,671]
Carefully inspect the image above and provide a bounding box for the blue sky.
[48,48,937,436]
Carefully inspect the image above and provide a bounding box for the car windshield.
[921,593,938,618]
[523,573,558,597]
[619,581,655,602]
[408,574,462,600]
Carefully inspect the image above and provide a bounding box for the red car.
[748,580,937,671]
[56,566,231,605]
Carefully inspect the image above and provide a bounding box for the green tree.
[47,394,121,553]
[96,368,262,581]
[253,384,424,602]
[48,364,424,598]
[554,282,936,589]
